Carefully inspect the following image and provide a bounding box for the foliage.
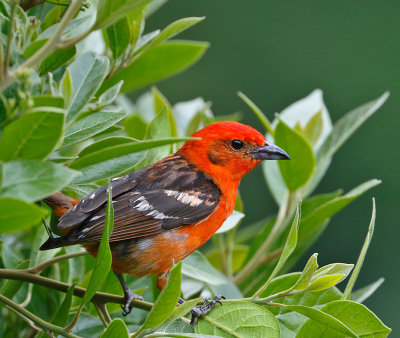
[0,0,391,337]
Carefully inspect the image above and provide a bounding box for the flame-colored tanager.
[40,121,289,322]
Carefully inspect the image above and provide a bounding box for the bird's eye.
[230,139,244,150]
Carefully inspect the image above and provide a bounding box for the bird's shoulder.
[58,153,220,242]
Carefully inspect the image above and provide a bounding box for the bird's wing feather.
[59,154,220,244]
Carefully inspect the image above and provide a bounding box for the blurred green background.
[141,0,398,331]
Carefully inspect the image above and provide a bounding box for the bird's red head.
[179,121,289,190]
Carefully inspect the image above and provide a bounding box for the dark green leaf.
[80,183,113,305]
[297,300,391,337]
[153,87,178,138]
[275,120,315,191]
[351,278,384,304]
[142,262,183,329]
[150,17,205,47]
[0,109,64,161]
[63,111,127,146]
[78,136,134,157]
[281,179,381,273]
[32,95,64,108]
[0,160,79,202]
[67,54,109,122]
[106,18,130,59]
[94,0,152,30]
[51,285,75,327]
[100,318,129,337]
[101,41,209,93]
[123,114,147,139]
[0,198,47,233]
[39,46,76,76]
[182,251,226,286]
[196,301,280,338]
[285,304,358,337]
[0,260,30,309]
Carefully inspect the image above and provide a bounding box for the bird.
[40,121,290,323]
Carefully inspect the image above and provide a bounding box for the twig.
[25,251,88,274]
[3,0,18,79]
[233,193,290,285]
[0,294,79,338]
[0,268,153,312]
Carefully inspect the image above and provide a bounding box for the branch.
[0,294,79,338]
[0,268,153,312]
[25,251,88,274]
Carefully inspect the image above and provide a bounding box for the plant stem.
[1,0,83,90]
[25,251,88,274]
[3,0,18,79]
[0,294,79,338]
[216,234,228,275]
[0,268,153,312]
[233,193,290,285]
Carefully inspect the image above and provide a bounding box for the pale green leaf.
[0,160,79,202]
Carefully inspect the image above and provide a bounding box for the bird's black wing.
[59,154,220,244]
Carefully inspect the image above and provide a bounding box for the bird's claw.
[190,295,225,325]
[121,290,144,316]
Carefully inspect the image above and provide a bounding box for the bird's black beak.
[251,142,290,160]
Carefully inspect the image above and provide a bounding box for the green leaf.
[142,262,182,329]
[139,108,171,167]
[306,275,346,292]
[182,251,226,286]
[106,18,130,59]
[196,301,280,338]
[61,69,73,105]
[343,198,376,300]
[0,198,48,233]
[281,179,381,273]
[207,245,248,273]
[254,204,300,297]
[215,211,245,234]
[297,300,391,337]
[317,92,389,163]
[39,46,76,76]
[101,41,209,93]
[124,114,147,139]
[100,319,129,337]
[94,0,152,30]
[0,161,78,202]
[153,87,178,137]
[0,260,30,308]
[63,111,127,146]
[150,17,205,47]
[97,81,123,108]
[284,304,358,337]
[78,136,134,157]
[51,285,75,327]
[237,91,273,135]
[351,278,384,304]
[0,109,64,161]
[80,183,113,306]
[303,110,323,146]
[291,253,319,291]
[67,54,109,122]
[32,95,64,108]
[274,120,316,191]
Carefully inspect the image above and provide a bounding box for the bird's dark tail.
[39,236,72,250]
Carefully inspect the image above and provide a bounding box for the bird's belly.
[109,230,201,277]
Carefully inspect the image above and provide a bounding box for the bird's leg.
[178,296,225,325]
[114,271,143,316]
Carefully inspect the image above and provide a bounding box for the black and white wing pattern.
[59,154,220,244]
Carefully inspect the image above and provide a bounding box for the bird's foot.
[190,295,225,325]
[121,290,144,316]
